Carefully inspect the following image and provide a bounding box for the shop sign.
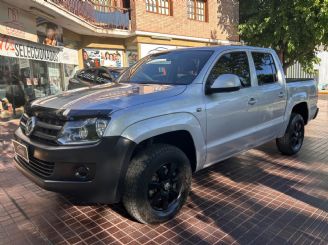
[48,67,60,77]
[0,2,37,42]
[18,59,30,69]
[82,48,123,68]
[0,34,61,63]
[59,47,79,65]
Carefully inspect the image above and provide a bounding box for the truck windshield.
[118,50,213,85]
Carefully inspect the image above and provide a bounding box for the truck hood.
[29,83,186,117]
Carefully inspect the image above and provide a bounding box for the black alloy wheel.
[148,163,182,212]
[123,144,192,224]
[290,119,304,151]
[276,113,305,155]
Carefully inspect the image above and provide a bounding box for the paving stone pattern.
[0,95,328,244]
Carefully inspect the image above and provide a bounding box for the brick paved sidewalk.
[1,95,328,245]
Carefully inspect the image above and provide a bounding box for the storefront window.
[0,56,62,120]
[31,60,49,98]
[63,64,79,90]
[48,62,62,94]
[0,56,25,119]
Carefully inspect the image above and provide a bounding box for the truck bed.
[286,78,318,120]
[286,78,314,83]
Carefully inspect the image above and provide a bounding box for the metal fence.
[286,62,314,79]
[50,0,130,30]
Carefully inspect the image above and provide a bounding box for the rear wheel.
[122,144,192,224]
[276,113,305,155]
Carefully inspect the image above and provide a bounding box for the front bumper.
[14,128,136,203]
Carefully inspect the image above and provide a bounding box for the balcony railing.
[50,0,130,30]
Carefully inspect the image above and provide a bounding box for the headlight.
[57,118,109,145]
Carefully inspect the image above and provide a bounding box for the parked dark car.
[67,67,126,90]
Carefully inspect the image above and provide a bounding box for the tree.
[239,0,328,73]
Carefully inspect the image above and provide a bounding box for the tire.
[276,113,305,155]
[122,144,192,224]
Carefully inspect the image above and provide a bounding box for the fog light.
[75,166,90,180]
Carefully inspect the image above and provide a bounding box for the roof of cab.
[170,45,274,53]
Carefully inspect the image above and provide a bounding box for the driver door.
[204,51,260,166]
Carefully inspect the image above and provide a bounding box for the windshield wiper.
[120,80,165,84]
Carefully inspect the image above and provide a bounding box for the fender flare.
[281,92,309,136]
[121,113,206,171]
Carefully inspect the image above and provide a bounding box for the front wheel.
[122,144,192,224]
[276,113,305,155]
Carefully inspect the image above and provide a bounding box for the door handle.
[278,91,285,98]
[248,98,257,105]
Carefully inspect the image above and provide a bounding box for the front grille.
[20,113,28,129]
[16,155,55,178]
[20,113,64,144]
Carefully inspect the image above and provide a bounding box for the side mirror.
[206,74,241,94]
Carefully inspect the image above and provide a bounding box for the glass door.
[31,60,50,98]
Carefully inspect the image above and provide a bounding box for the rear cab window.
[252,52,278,85]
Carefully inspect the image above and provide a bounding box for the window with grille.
[187,0,207,21]
[145,0,172,15]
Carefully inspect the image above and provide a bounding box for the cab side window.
[252,52,278,85]
[207,52,251,88]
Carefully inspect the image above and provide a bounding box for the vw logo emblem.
[25,116,36,136]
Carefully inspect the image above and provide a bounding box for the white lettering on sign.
[0,35,61,63]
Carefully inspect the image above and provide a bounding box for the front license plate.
[12,140,29,162]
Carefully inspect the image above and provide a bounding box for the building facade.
[0,0,239,119]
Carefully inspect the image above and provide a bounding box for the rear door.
[249,51,286,141]
[204,50,260,166]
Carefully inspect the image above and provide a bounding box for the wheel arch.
[121,113,206,172]
[132,130,197,172]
[291,102,309,125]
[280,99,309,138]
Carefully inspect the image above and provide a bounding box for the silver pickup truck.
[13,46,318,224]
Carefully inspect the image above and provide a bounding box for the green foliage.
[239,0,328,72]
